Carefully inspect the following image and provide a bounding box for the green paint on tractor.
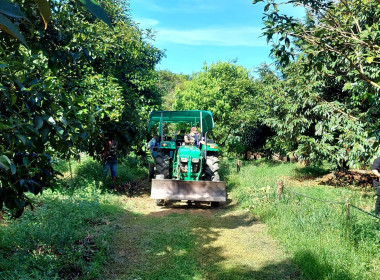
[147,110,227,206]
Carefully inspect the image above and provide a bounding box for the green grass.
[0,155,148,280]
[103,203,300,280]
[2,157,379,279]
[0,187,123,279]
[223,159,380,280]
[123,213,204,280]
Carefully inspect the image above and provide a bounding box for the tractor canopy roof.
[148,110,214,133]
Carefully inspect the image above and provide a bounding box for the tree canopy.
[251,0,380,168]
[2,0,380,217]
[0,0,163,216]
[174,61,262,153]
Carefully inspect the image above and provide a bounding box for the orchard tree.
[254,0,380,91]
[0,0,163,216]
[252,0,380,168]
[157,70,190,110]
[257,62,376,169]
[175,61,261,153]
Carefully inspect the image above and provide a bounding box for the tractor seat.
[176,136,184,146]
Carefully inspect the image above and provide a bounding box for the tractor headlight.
[208,144,217,149]
[161,143,168,147]
[180,158,188,163]
[191,158,200,163]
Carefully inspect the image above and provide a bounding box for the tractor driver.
[184,127,204,146]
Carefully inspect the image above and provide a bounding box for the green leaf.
[0,0,28,20]
[315,122,323,135]
[78,0,113,28]
[35,116,43,130]
[60,116,68,126]
[23,157,28,167]
[342,82,351,91]
[366,56,374,63]
[266,33,273,44]
[10,163,16,175]
[0,13,28,47]
[264,3,270,12]
[285,37,290,48]
[0,162,8,171]
[56,126,64,135]
[34,0,50,29]
[10,92,16,105]
[0,155,11,171]
[0,122,11,130]
[41,128,49,143]
[16,134,27,144]
[47,116,56,125]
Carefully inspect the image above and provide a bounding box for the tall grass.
[223,159,380,280]
[55,154,148,192]
[0,155,147,279]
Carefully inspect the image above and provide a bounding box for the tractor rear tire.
[155,151,171,179]
[210,201,220,207]
[205,155,220,181]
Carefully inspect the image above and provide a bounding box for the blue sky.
[130,0,303,75]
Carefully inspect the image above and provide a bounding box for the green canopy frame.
[147,110,214,137]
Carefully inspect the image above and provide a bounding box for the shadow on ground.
[292,166,331,181]
[103,198,303,280]
[293,250,353,280]
[104,201,358,279]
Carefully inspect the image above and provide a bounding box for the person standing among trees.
[372,156,380,214]
[103,135,118,189]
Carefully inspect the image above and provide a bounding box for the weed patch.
[224,160,380,280]
[0,187,124,279]
[0,155,147,279]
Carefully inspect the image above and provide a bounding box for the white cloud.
[134,17,159,28]
[155,27,267,47]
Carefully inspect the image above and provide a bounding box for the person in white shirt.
[148,134,158,153]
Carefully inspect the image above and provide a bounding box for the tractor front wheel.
[205,155,220,181]
[155,151,171,179]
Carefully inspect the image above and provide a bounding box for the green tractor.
[148,110,227,206]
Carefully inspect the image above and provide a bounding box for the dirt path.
[102,194,300,280]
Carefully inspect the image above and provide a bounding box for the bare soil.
[319,170,377,188]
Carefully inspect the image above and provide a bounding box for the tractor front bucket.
[151,179,227,202]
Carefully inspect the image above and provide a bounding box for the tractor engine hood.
[177,145,201,158]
